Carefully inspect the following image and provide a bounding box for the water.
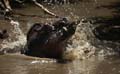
[0,0,120,74]
[0,20,26,53]
[0,54,120,74]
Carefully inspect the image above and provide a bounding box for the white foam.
[1,20,26,52]
[63,20,96,60]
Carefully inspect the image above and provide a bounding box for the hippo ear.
[61,17,68,23]
[32,23,43,31]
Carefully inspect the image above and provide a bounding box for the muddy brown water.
[0,0,120,74]
[0,54,120,74]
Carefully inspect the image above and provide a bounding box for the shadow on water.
[90,1,120,42]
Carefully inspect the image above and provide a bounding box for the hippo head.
[24,18,78,59]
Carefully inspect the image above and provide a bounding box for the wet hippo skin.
[23,18,78,59]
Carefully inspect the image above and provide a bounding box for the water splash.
[63,18,118,60]
[0,18,118,60]
[63,19,95,60]
[1,20,26,53]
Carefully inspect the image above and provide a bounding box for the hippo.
[23,18,78,59]
[0,29,9,39]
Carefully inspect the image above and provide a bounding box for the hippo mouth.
[22,18,78,59]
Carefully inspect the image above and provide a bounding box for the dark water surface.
[1,0,120,74]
